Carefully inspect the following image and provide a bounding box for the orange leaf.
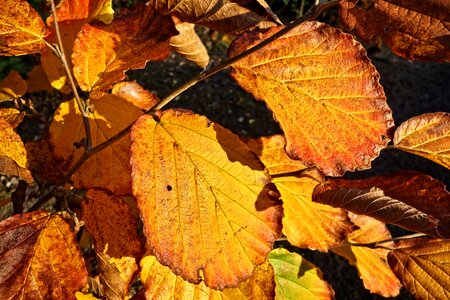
[0,117,27,169]
[96,249,138,300]
[393,112,450,170]
[72,5,177,94]
[0,211,88,298]
[81,188,143,258]
[0,108,25,128]
[49,95,143,194]
[111,81,160,110]
[25,138,65,184]
[388,238,450,299]
[246,135,353,251]
[339,0,450,62]
[229,22,393,176]
[331,214,401,297]
[148,0,280,35]
[130,109,282,289]
[0,71,27,101]
[0,0,47,55]
[140,255,275,299]
[26,64,53,93]
[170,20,210,68]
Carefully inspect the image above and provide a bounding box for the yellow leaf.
[394,112,450,170]
[0,108,25,128]
[130,109,282,289]
[0,71,27,101]
[111,81,159,110]
[49,95,143,194]
[229,21,393,176]
[75,292,101,300]
[0,117,27,168]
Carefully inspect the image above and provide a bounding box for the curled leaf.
[111,81,159,110]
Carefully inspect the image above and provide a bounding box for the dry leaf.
[26,64,53,93]
[111,81,160,110]
[0,108,25,128]
[130,109,282,289]
[0,71,27,101]
[229,21,393,176]
[25,138,65,184]
[0,117,27,169]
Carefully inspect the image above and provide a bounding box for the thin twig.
[49,0,92,150]
[54,0,340,189]
[345,233,429,249]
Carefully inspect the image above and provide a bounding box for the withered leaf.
[0,71,27,101]
[0,108,25,128]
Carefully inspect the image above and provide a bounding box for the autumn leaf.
[0,117,27,169]
[313,185,446,238]
[26,64,53,93]
[268,248,334,299]
[130,109,282,289]
[393,112,450,170]
[111,81,160,110]
[229,21,393,176]
[0,108,25,128]
[339,0,450,62]
[81,188,143,258]
[97,249,138,300]
[0,71,27,101]
[148,0,280,34]
[140,255,275,299]
[0,0,47,55]
[388,238,450,299]
[75,292,101,300]
[0,211,88,298]
[246,135,353,251]
[25,138,65,184]
[331,214,401,297]
[49,95,143,194]
[170,19,210,68]
[72,5,177,95]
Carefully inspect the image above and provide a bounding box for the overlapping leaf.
[393,112,450,170]
[49,95,143,194]
[81,188,143,258]
[388,238,450,299]
[72,5,177,94]
[0,0,47,55]
[0,211,88,298]
[339,0,450,62]
[148,0,280,34]
[130,109,282,289]
[26,64,53,93]
[0,108,25,128]
[0,71,27,101]
[0,116,27,170]
[25,139,65,184]
[246,135,353,251]
[111,81,159,110]
[268,248,334,299]
[140,255,275,299]
[331,214,401,297]
[229,21,393,176]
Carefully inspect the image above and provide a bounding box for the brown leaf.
[72,5,177,95]
[313,185,446,238]
[0,0,47,55]
[0,108,25,128]
[130,109,282,289]
[332,214,401,297]
[111,81,159,110]
[339,0,450,62]
[393,112,450,170]
[26,64,53,93]
[0,71,27,101]
[170,20,210,68]
[97,250,138,300]
[0,156,33,184]
[229,22,393,176]
[25,138,65,184]
[148,0,280,34]
[140,255,275,299]
[81,188,143,258]
[388,238,450,299]
[0,211,88,298]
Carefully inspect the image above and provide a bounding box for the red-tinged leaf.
[72,5,177,94]
[26,64,53,93]
[339,0,450,62]
[388,238,450,299]
[140,255,275,299]
[332,214,401,297]
[96,250,138,300]
[0,0,47,55]
[314,185,446,238]
[229,22,393,177]
[246,135,353,252]
[49,95,143,194]
[81,188,143,258]
[393,112,450,170]
[268,248,335,299]
[130,109,282,289]
[148,0,280,35]
[0,211,88,298]
[0,108,25,128]
[111,81,160,110]
[170,19,210,68]
[0,71,27,101]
